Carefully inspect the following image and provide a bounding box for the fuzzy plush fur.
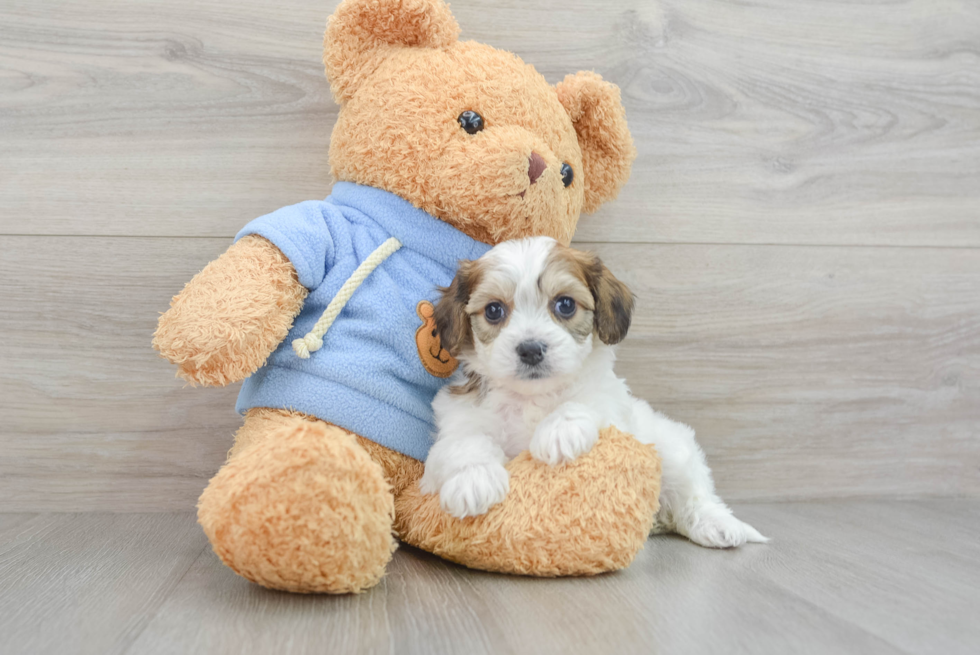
[361,420,660,576]
[325,1,635,245]
[153,235,307,387]
[155,0,653,594]
[398,426,660,575]
[200,409,396,593]
[215,409,660,582]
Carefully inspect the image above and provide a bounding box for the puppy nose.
[516,340,547,366]
[528,152,547,185]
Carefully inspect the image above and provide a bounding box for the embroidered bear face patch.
[415,300,458,378]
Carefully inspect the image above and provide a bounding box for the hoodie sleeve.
[234,200,346,291]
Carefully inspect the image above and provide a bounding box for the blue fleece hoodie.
[234,182,491,461]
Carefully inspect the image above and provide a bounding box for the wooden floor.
[1,500,977,655]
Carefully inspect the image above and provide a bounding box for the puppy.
[420,237,767,548]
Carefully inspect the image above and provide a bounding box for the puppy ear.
[324,0,460,103]
[555,71,637,213]
[585,256,634,345]
[433,260,477,356]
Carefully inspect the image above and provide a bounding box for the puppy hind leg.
[628,399,768,548]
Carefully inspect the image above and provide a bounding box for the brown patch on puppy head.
[549,245,634,345]
[433,259,481,357]
[589,259,634,346]
[449,370,487,398]
[541,245,596,343]
[465,265,515,347]
[469,302,509,346]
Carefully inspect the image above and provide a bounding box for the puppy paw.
[530,403,600,466]
[683,505,769,549]
[438,464,510,519]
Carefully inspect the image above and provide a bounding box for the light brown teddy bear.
[153,0,661,594]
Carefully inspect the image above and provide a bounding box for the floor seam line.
[750,565,916,655]
[117,517,209,655]
[3,234,980,250]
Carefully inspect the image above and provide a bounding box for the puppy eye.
[554,296,576,318]
[560,162,574,188]
[484,301,506,323]
[458,111,484,134]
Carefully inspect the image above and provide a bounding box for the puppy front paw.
[682,505,769,549]
[530,403,600,466]
[438,464,510,519]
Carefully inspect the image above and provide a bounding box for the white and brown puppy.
[420,237,767,549]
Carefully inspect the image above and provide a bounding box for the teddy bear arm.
[394,425,662,576]
[153,235,307,387]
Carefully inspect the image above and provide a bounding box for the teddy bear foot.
[394,425,662,576]
[197,413,396,593]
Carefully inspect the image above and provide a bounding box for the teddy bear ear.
[324,0,460,103]
[556,71,637,213]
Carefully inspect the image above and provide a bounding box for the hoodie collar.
[327,182,491,269]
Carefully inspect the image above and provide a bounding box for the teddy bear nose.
[528,152,547,185]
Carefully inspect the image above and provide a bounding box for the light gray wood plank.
[0,513,38,539]
[0,0,336,239]
[3,502,975,655]
[2,237,978,511]
[124,547,499,655]
[403,541,898,655]
[581,0,980,247]
[0,513,206,655]
[1,0,978,245]
[606,242,980,501]
[734,500,980,655]
[125,510,897,655]
[0,236,240,512]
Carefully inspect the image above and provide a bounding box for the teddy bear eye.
[458,111,484,134]
[560,163,574,188]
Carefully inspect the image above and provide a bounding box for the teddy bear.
[153,0,661,594]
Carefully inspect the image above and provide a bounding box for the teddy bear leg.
[197,408,396,593]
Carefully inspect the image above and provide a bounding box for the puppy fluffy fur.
[421,237,767,549]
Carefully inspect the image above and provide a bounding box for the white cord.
[292,237,402,358]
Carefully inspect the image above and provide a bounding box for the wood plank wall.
[1,0,978,511]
